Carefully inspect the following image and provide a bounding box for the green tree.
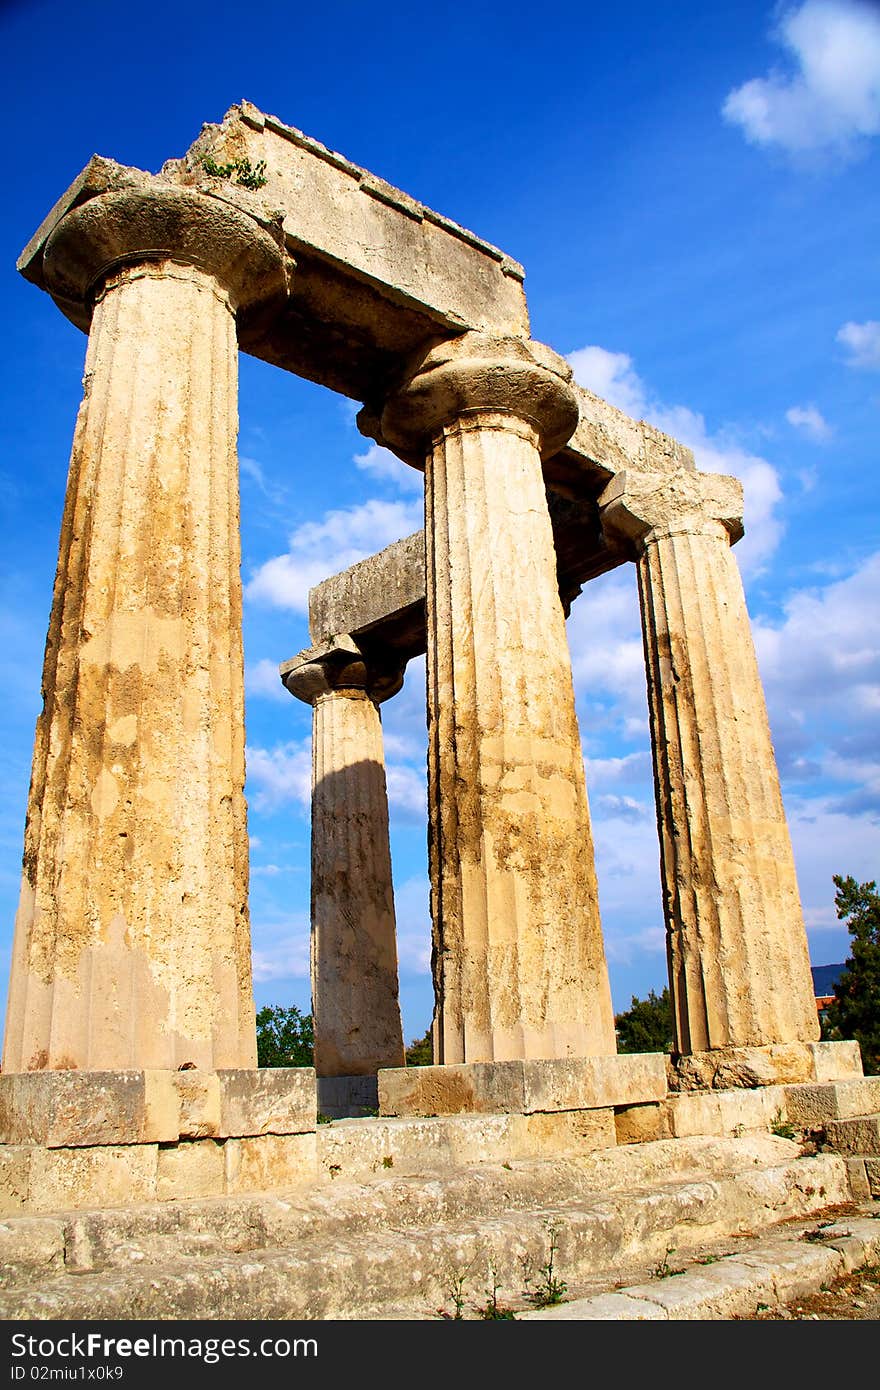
[614,987,673,1054]
[255,1004,314,1067]
[823,875,880,1075]
[405,1026,433,1066]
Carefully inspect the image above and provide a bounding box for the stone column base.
[317,1074,379,1120]
[378,1054,668,1118]
[666,1040,863,1093]
[0,1068,317,1214]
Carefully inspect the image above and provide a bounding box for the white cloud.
[569,346,785,573]
[246,739,312,812]
[394,875,432,975]
[385,763,427,820]
[567,346,647,418]
[837,319,880,368]
[250,912,311,984]
[245,497,422,612]
[722,0,880,160]
[754,549,880,808]
[245,657,288,702]
[246,734,427,821]
[785,403,833,439]
[354,443,424,494]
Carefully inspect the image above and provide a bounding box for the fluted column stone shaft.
[380,334,616,1064]
[600,470,819,1054]
[3,187,289,1072]
[284,639,406,1077]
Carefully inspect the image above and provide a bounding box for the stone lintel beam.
[21,117,697,492]
[599,468,819,1055]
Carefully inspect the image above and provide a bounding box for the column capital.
[366,331,579,460]
[281,636,405,706]
[41,185,291,326]
[598,468,744,552]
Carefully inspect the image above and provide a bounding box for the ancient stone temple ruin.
[1,105,877,1321]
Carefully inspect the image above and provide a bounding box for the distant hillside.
[811,963,845,996]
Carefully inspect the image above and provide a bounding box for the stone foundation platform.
[0,1042,869,1216]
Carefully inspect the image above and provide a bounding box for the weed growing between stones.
[523,1221,568,1307]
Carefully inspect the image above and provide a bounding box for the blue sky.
[1,0,878,1047]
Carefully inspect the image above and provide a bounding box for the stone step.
[784,1077,880,1127]
[0,1132,825,1285]
[0,1138,852,1319]
[824,1113,880,1156]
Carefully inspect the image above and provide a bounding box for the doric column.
[378,333,616,1064]
[283,637,406,1077]
[3,187,290,1072]
[599,469,819,1054]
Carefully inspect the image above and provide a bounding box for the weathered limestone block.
[217,1067,316,1136]
[377,333,616,1064]
[283,637,406,1078]
[600,469,819,1055]
[807,1040,863,1082]
[316,1108,616,1182]
[156,1139,225,1201]
[173,1071,221,1139]
[0,1217,65,1289]
[614,1104,672,1145]
[224,1133,317,1194]
[783,1077,880,1127]
[5,186,289,1073]
[378,1055,666,1117]
[29,1144,159,1212]
[0,1148,32,1217]
[0,1070,178,1147]
[668,1042,818,1092]
[824,1115,880,1156]
[667,1085,789,1139]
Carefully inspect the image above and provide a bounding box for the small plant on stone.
[770,1109,798,1140]
[439,1268,471,1320]
[382,1154,394,1168]
[523,1221,567,1307]
[201,155,268,190]
[475,1263,517,1320]
[650,1245,684,1279]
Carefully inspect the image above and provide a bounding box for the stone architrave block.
[173,1071,221,1138]
[224,1133,317,1194]
[378,1055,667,1118]
[0,1071,179,1148]
[29,1145,158,1212]
[807,1041,863,1082]
[217,1068,316,1137]
[783,1078,880,1127]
